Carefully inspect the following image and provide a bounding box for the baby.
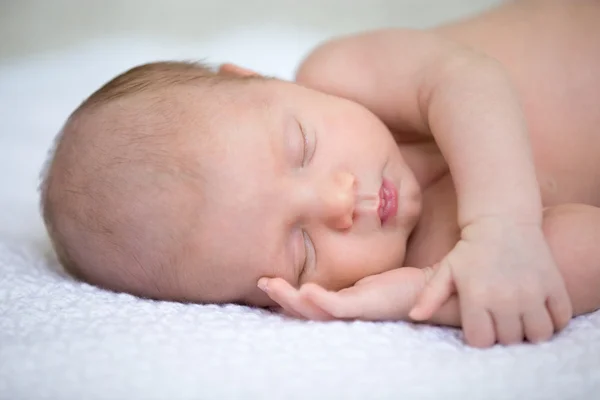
[41,0,600,348]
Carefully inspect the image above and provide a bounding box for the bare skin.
[49,0,600,349]
[258,0,600,346]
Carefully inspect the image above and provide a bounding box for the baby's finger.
[259,278,331,321]
[522,308,554,343]
[461,303,496,348]
[302,281,409,320]
[301,269,426,321]
[546,289,573,332]
[300,283,372,319]
[259,278,304,318]
[492,312,524,345]
[409,263,453,321]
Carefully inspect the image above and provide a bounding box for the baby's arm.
[295,30,572,347]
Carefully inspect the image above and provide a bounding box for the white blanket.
[1,29,599,400]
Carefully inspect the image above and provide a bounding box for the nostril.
[338,213,353,230]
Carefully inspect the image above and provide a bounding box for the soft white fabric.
[1,30,599,400]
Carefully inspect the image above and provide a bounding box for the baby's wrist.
[461,207,543,229]
[461,214,544,240]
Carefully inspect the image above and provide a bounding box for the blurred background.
[0,0,500,242]
[1,0,501,61]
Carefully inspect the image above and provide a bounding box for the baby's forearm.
[424,54,542,228]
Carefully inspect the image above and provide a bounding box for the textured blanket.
[1,29,599,400]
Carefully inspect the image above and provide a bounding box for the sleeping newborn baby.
[41,0,600,347]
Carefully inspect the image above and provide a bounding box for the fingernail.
[408,307,422,320]
[257,278,269,293]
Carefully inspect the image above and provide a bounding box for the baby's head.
[41,61,422,307]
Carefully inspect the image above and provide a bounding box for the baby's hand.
[258,267,429,322]
[409,218,573,347]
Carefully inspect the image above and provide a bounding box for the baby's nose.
[319,171,356,230]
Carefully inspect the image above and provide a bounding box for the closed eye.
[300,230,315,277]
[297,120,316,167]
[299,122,309,166]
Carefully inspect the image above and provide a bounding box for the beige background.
[1,0,501,61]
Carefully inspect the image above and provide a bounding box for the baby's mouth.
[354,179,398,224]
[378,179,398,225]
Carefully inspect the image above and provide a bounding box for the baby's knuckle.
[518,285,543,308]
[479,286,515,308]
[549,282,570,301]
[529,327,553,343]
[495,288,519,306]
[466,285,490,302]
[539,272,561,290]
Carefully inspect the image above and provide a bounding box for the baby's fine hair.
[39,61,247,299]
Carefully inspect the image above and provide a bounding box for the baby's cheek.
[325,262,372,291]
[307,224,408,291]
[313,243,403,291]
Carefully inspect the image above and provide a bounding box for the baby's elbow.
[421,48,514,111]
[435,49,510,89]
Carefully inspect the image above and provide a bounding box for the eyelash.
[299,122,310,167]
[301,230,314,276]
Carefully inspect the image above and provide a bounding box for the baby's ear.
[218,63,260,77]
